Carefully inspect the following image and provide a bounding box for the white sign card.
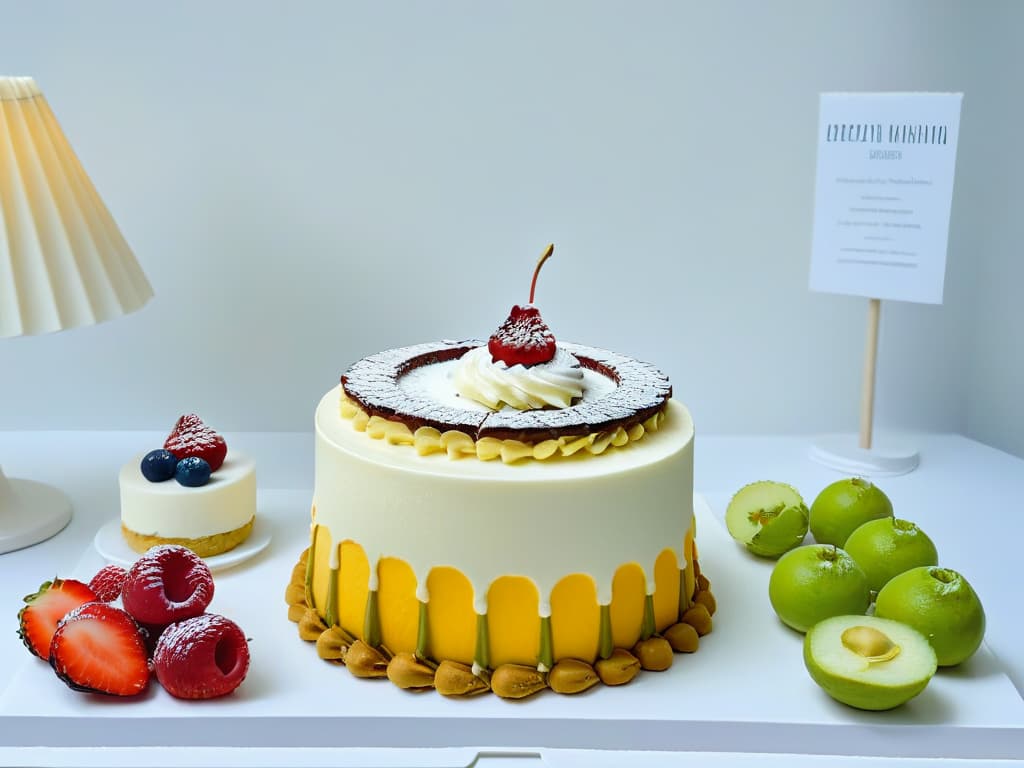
[809,92,963,304]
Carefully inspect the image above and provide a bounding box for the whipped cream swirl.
[453,345,585,410]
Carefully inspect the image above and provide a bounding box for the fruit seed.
[595,649,640,686]
[694,589,717,616]
[434,660,490,697]
[345,640,390,678]
[664,622,699,653]
[841,625,901,662]
[491,663,547,699]
[298,608,328,641]
[548,658,599,694]
[633,636,674,671]
[682,604,713,636]
[387,652,436,690]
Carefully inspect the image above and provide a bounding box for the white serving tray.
[1,491,1022,760]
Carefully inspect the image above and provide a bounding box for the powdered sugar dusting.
[340,340,672,444]
[492,313,554,351]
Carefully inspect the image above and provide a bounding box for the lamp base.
[0,470,72,555]
[809,434,920,477]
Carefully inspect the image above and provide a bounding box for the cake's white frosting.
[313,386,693,610]
[119,451,256,539]
[452,345,585,411]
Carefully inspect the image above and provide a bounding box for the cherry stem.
[529,244,554,304]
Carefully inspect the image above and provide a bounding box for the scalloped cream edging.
[339,392,666,464]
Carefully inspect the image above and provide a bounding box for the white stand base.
[0,467,72,555]
[809,434,920,477]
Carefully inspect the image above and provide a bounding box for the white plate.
[93,515,272,572]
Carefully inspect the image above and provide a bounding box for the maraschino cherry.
[488,244,558,367]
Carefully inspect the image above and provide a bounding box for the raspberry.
[154,614,250,699]
[122,545,214,626]
[88,564,128,602]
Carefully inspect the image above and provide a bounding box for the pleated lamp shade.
[0,76,153,338]
[1,76,154,553]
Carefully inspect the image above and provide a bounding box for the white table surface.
[0,429,1022,767]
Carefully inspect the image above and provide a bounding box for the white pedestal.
[809,434,920,477]
[0,467,72,555]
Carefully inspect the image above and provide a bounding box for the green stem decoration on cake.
[474,613,490,671]
[304,527,318,609]
[598,605,613,660]
[538,616,553,671]
[363,589,381,648]
[415,601,429,660]
[678,569,690,619]
[641,594,656,641]
[325,566,340,628]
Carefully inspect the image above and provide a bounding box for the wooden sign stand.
[860,298,881,450]
[810,298,920,476]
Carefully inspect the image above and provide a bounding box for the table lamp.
[0,76,153,554]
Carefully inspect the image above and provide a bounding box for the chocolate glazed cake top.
[340,340,672,443]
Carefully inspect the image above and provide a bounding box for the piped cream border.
[340,391,665,464]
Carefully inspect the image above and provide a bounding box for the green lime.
[844,518,938,592]
[874,566,985,667]
[768,544,871,633]
[809,478,893,547]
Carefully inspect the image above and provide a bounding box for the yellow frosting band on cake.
[339,391,666,465]
[339,540,370,639]
[308,529,696,670]
[550,574,601,662]
[378,557,419,653]
[654,549,682,632]
[486,577,541,667]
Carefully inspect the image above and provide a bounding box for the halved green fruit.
[804,615,937,711]
[726,481,809,558]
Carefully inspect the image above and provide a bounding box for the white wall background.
[1,1,1021,457]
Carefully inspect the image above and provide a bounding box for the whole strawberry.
[164,414,227,472]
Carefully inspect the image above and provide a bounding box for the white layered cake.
[288,341,714,697]
[286,247,715,697]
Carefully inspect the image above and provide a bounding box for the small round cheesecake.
[119,451,256,558]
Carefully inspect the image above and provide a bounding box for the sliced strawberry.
[164,414,227,472]
[488,304,557,367]
[49,603,150,696]
[17,578,98,659]
[88,564,128,603]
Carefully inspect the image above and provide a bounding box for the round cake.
[119,415,257,558]
[286,248,715,697]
